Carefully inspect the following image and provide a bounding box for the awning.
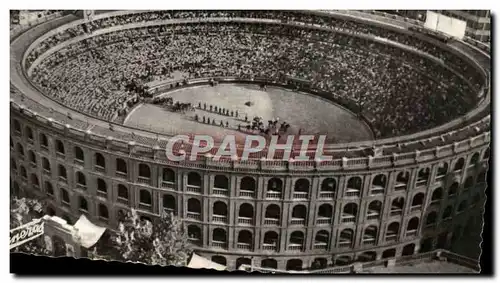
[187,253,226,271]
[73,215,106,248]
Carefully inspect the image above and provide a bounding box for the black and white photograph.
[7,4,494,277]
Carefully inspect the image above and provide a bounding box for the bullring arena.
[10,10,490,272]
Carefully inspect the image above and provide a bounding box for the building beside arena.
[10,10,489,272]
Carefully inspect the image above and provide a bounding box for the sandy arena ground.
[124,84,373,143]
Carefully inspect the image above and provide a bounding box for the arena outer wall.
[10,10,490,271]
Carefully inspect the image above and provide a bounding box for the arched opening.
[320,178,336,198]
[138,163,151,179]
[386,222,400,242]
[366,200,382,220]
[187,198,201,220]
[395,171,409,190]
[406,217,419,236]
[436,162,448,179]
[267,178,283,198]
[117,184,128,202]
[417,167,430,185]
[55,140,65,155]
[362,225,378,245]
[314,230,329,250]
[288,231,304,250]
[346,176,362,197]
[211,256,227,266]
[448,182,459,197]
[286,259,303,271]
[430,187,443,205]
[16,143,24,157]
[162,168,175,183]
[30,173,39,189]
[52,235,66,257]
[11,158,17,172]
[293,178,309,199]
[291,205,307,225]
[390,197,404,216]
[98,204,109,220]
[437,232,448,249]
[236,258,251,270]
[187,225,202,245]
[139,190,152,206]
[311,258,328,270]
[29,150,36,165]
[237,230,253,250]
[213,201,228,223]
[420,238,433,253]
[212,228,227,248]
[263,231,279,251]
[20,166,27,179]
[74,146,84,162]
[44,181,54,196]
[58,165,67,181]
[442,206,453,220]
[371,174,386,194]
[10,137,13,149]
[454,158,465,172]
[25,126,33,141]
[116,158,127,175]
[13,120,21,134]
[261,258,278,270]
[338,228,354,248]
[342,203,358,223]
[477,170,487,184]
[483,148,490,160]
[238,203,254,225]
[334,256,352,266]
[79,196,88,212]
[214,175,229,190]
[39,133,48,148]
[356,251,377,262]
[97,178,107,194]
[402,243,416,256]
[42,157,50,173]
[411,193,424,210]
[464,176,474,189]
[317,204,333,225]
[425,211,438,227]
[457,200,468,213]
[382,248,396,259]
[240,177,256,197]
[162,194,176,215]
[264,204,280,225]
[187,172,201,187]
[76,172,86,187]
[470,153,480,167]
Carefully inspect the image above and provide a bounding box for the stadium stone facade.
[10,10,490,271]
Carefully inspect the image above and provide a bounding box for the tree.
[91,209,192,266]
[10,196,51,256]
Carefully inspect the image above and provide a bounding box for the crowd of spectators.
[28,11,483,138]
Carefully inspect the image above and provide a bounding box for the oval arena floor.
[124,84,374,143]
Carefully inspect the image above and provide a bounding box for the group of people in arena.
[28,10,484,138]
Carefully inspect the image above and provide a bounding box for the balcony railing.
[56,152,65,160]
[362,238,376,246]
[262,243,278,251]
[137,176,151,185]
[314,242,328,250]
[290,218,305,225]
[394,182,407,191]
[390,209,403,216]
[161,181,175,189]
[266,191,282,199]
[186,185,201,193]
[237,243,252,250]
[338,241,352,248]
[58,176,67,183]
[341,215,356,223]
[187,212,201,221]
[96,190,107,199]
[40,145,48,152]
[293,192,308,200]
[410,205,422,213]
[76,183,86,190]
[435,174,445,181]
[366,212,380,220]
[163,208,175,216]
[212,240,227,249]
[316,217,331,225]
[238,217,253,225]
[319,191,335,199]
[94,165,105,173]
[406,230,418,237]
[27,138,34,145]
[287,244,303,251]
[212,215,228,224]
[138,203,152,211]
[117,197,129,205]
[74,159,84,166]
[264,218,279,225]
[430,199,441,206]
[213,188,229,196]
[43,169,51,176]
[98,216,108,223]
[416,179,428,186]
[239,190,255,198]
[385,234,397,242]
[30,162,37,168]
[188,238,201,246]
[61,200,70,208]
[116,171,127,179]
[370,186,384,195]
[345,189,360,197]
